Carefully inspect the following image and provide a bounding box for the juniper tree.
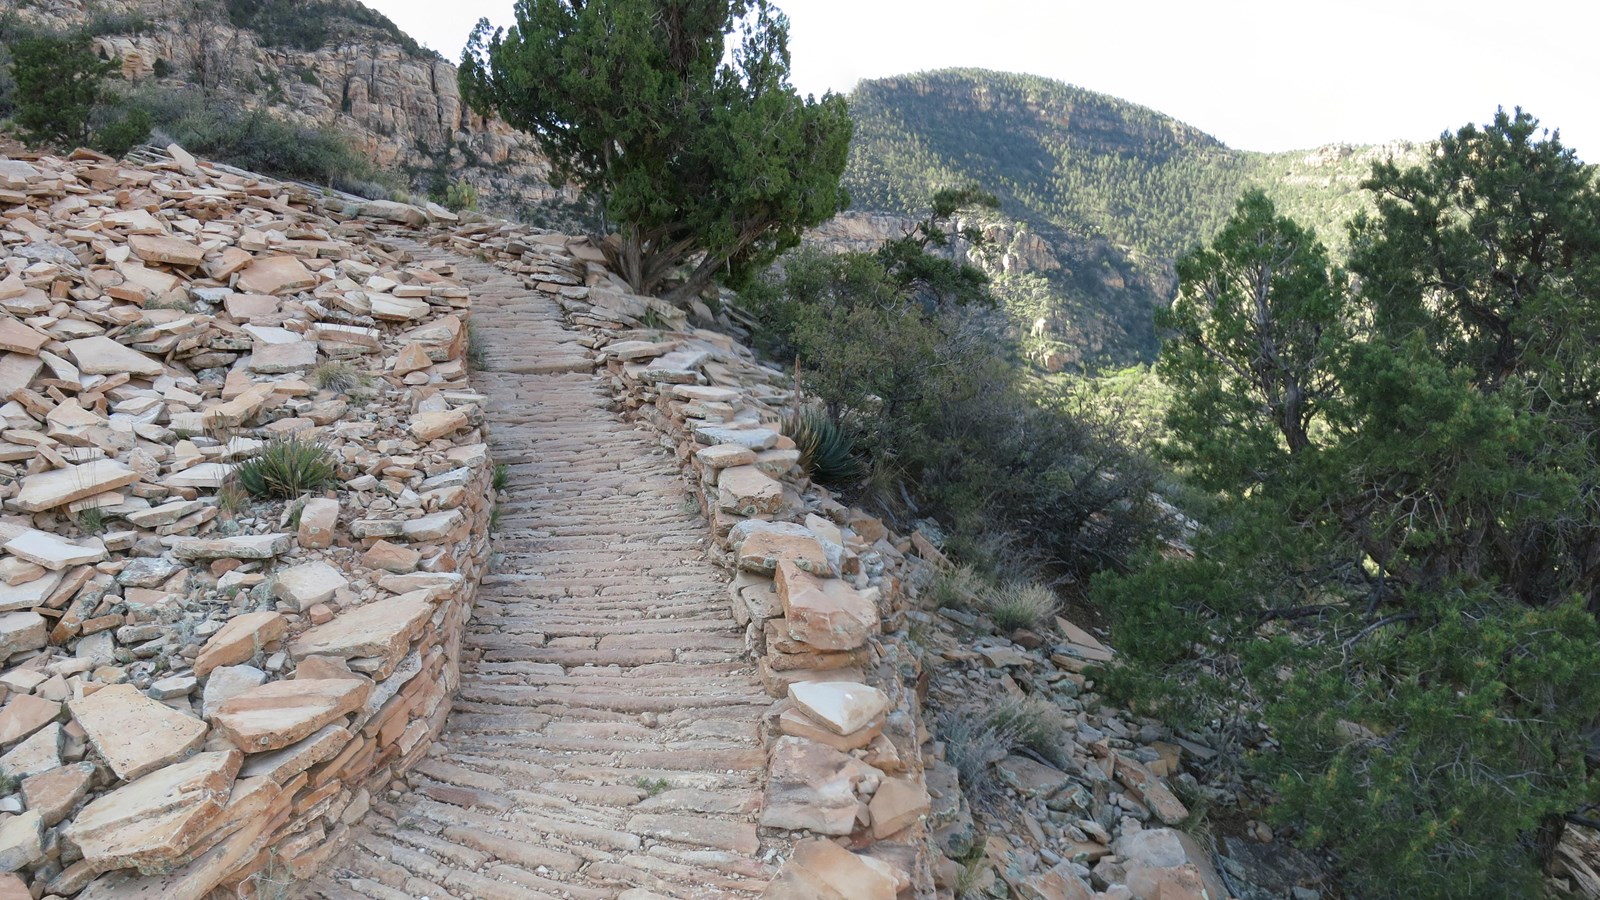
[1101,110,1600,897]
[9,32,117,149]
[459,0,853,305]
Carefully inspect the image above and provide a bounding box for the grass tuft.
[937,707,1018,810]
[984,580,1057,633]
[929,565,986,610]
[311,361,372,394]
[986,695,1073,768]
[492,463,509,493]
[634,776,670,798]
[74,507,107,535]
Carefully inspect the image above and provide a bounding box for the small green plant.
[492,463,509,493]
[489,502,503,531]
[310,360,371,394]
[234,438,338,499]
[74,506,107,535]
[634,776,670,798]
[784,406,862,486]
[285,497,307,529]
[465,319,488,370]
[145,295,194,312]
[217,479,251,514]
[984,580,1056,633]
[445,177,479,211]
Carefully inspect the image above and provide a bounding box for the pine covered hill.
[840,68,1423,369]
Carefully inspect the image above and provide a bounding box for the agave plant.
[234,437,339,499]
[785,406,863,486]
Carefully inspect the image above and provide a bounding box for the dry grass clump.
[983,580,1057,632]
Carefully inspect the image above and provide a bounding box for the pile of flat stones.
[0,144,493,899]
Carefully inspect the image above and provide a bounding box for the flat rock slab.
[128,234,204,267]
[289,591,433,670]
[789,681,888,736]
[210,678,371,752]
[235,256,315,295]
[70,684,208,781]
[717,465,783,516]
[0,320,47,356]
[409,409,468,442]
[13,460,141,512]
[247,340,317,374]
[763,838,897,900]
[271,561,347,611]
[760,736,875,836]
[0,695,59,747]
[0,612,46,656]
[63,749,240,874]
[171,533,292,561]
[194,611,286,677]
[694,422,778,450]
[735,523,827,576]
[775,560,879,651]
[3,530,106,571]
[63,336,163,377]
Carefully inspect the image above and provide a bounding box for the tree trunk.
[660,252,725,307]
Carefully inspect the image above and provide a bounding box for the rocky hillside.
[14,0,583,224]
[35,5,1428,370]
[841,69,1425,369]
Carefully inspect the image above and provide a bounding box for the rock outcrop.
[17,0,581,223]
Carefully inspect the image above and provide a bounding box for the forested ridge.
[842,68,1422,367]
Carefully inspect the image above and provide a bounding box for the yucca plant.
[234,437,339,499]
[784,405,862,486]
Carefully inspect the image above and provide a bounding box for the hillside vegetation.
[843,68,1423,366]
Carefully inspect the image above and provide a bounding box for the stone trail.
[302,254,776,898]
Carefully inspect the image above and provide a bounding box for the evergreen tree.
[1102,110,1600,896]
[459,0,853,304]
[9,32,116,149]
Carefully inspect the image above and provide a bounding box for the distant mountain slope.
[839,69,1423,368]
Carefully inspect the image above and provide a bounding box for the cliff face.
[19,0,574,219]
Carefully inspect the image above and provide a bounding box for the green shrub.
[92,106,152,157]
[74,507,107,535]
[234,438,338,499]
[127,87,384,189]
[744,244,1163,574]
[785,406,861,486]
[224,0,435,58]
[444,177,479,212]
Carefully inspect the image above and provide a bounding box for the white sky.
[364,0,1600,157]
